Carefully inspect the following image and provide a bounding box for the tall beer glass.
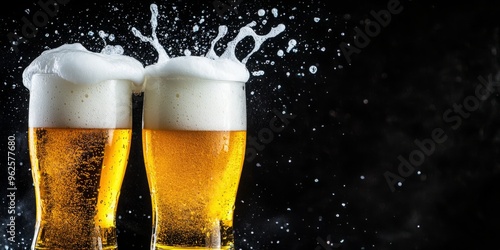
[27,73,135,249]
[142,58,247,249]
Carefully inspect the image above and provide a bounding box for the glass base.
[32,223,118,250]
[153,245,233,250]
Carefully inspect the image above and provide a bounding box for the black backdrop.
[1,0,500,249]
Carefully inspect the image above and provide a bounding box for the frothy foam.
[135,3,285,131]
[28,74,133,129]
[23,43,142,128]
[22,43,145,91]
[144,56,249,82]
[142,78,246,131]
[23,3,286,131]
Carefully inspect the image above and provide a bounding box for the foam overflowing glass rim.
[22,43,145,92]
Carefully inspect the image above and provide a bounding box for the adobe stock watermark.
[384,74,500,192]
[5,134,17,244]
[245,108,296,162]
[7,0,71,53]
[339,0,403,64]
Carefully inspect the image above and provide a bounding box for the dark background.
[1,0,500,249]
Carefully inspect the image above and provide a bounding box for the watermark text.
[385,74,500,192]
[7,0,71,53]
[246,108,296,162]
[339,0,403,64]
[6,134,17,243]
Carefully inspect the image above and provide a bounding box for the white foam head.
[143,56,247,131]
[28,74,133,129]
[22,43,145,91]
[144,56,250,83]
[23,43,144,129]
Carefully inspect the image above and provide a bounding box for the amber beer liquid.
[26,73,136,249]
[29,128,131,249]
[142,76,247,249]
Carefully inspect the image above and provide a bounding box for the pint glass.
[27,74,134,249]
[142,71,247,249]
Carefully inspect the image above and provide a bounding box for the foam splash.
[99,30,125,55]
[219,21,286,64]
[206,25,229,60]
[132,3,286,82]
[131,4,169,62]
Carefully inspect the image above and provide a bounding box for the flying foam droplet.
[206,25,228,60]
[99,30,109,40]
[252,70,265,76]
[309,65,317,74]
[258,9,266,16]
[221,23,286,64]
[131,3,169,62]
[272,8,278,17]
[286,39,297,53]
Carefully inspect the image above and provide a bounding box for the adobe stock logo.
[339,0,404,64]
[245,108,296,162]
[384,74,500,192]
[7,0,70,53]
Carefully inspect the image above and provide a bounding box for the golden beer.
[23,53,141,250]
[143,130,246,249]
[29,128,131,249]
[142,72,247,249]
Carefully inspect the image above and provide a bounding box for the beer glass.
[27,73,134,249]
[142,75,247,249]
